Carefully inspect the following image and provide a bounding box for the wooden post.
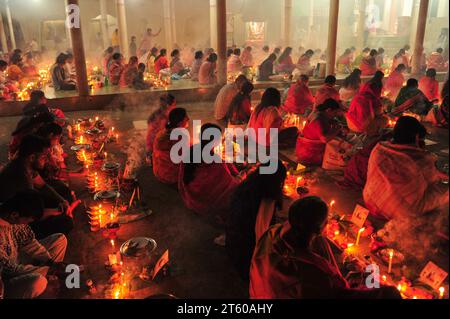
[284,0,293,47]
[5,0,15,50]
[326,0,339,76]
[411,0,429,75]
[170,0,177,46]
[0,11,8,53]
[210,0,218,50]
[116,0,129,58]
[100,0,109,49]
[67,0,89,96]
[357,0,366,49]
[409,0,420,48]
[163,0,173,51]
[216,0,227,85]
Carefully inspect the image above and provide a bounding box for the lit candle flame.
[439,287,445,299]
[330,200,335,208]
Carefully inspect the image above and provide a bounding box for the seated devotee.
[22,90,66,123]
[391,49,408,73]
[282,74,315,115]
[297,49,315,75]
[146,94,176,159]
[419,68,440,102]
[427,48,448,72]
[190,51,203,81]
[314,75,341,109]
[154,49,169,75]
[102,47,114,78]
[383,63,406,101]
[198,53,218,85]
[36,123,66,175]
[22,53,38,77]
[248,88,294,147]
[363,116,449,221]
[274,47,295,74]
[258,54,276,81]
[227,48,244,74]
[129,36,137,57]
[436,79,449,127]
[0,190,67,299]
[249,196,402,299]
[376,47,386,70]
[241,46,254,67]
[225,81,254,128]
[353,47,370,69]
[153,108,189,185]
[393,78,433,116]
[255,45,270,66]
[214,75,248,122]
[339,132,393,190]
[170,49,188,77]
[360,49,378,76]
[346,71,388,136]
[119,56,139,88]
[7,54,25,82]
[132,63,152,90]
[108,53,124,86]
[51,54,76,91]
[0,135,74,239]
[403,45,412,69]
[296,99,343,166]
[336,49,353,74]
[146,47,159,74]
[339,69,362,102]
[178,124,241,219]
[64,53,76,83]
[226,161,287,281]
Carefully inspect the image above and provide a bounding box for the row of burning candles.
[326,199,446,299]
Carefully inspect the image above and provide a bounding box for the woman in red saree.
[198,53,217,85]
[274,47,295,74]
[339,69,362,103]
[336,49,353,74]
[178,124,241,218]
[296,99,342,166]
[359,49,378,76]
[282,75,314,115]
[391,49,407,73]
[296,49,314,75]
[119,56,139,88]
[418,68,440,102]
[154,49,169,74]
[146,94,176,156]
[153,108,189,185]
[383,63,406,101]
[314,75,341,109]
[346,71,388,136]
[427,48,448,72]
[248,88,284,147]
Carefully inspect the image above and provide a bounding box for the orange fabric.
[178,161,240,216]
[7,65,24,82]
[418,77,440,102]
[282,82,314,114]
[363,142,449,220]
[427,52,448,71]
[249,223,348,299]
[384,70,404,101]
[346,82,382,133]
[248,107,283,146]
[154,56,169,74]
[152,130,183,184]
[314,84,340,108]
[360,57,377,76]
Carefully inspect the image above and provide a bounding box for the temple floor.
[0,101,448,299]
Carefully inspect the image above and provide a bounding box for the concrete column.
[210,0,217,50]
[411,0,429,75]
[0,11,8,53]
[217,0,227,85]
[284,0,293,47]
[67,0,89,96]
[357,0,367,49]
[5,0,15,50]
[65,0,72,48]
[170,0,177,46]
[409,0,420,47]
[389,0,398,34]
[326,0,339,75]
[116,0,129,58]
[163,0,173,51]
[100,0,109,49]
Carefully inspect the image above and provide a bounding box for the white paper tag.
[351,204,369,228]
[419,261,448,290]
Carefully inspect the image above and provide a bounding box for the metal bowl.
[94,190,120,201]
[120,237,158,275]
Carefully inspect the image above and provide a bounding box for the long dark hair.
[226,81,254,122]
[254,87,281,117]
[148,94,176,123]
[155,49,167,63]
[183,123,222,185]
[166,108,187,130]
[342,69,362,90]
[278,47,292,64]
[226,160,287,279]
